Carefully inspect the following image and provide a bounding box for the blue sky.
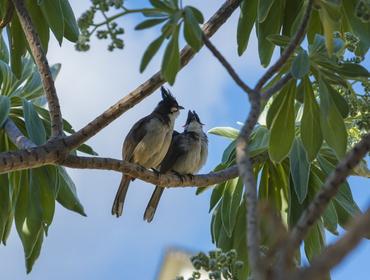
[0,1,369,279]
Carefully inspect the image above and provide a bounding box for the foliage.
[0,32,96,272]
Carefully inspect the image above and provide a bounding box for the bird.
[112,87,184,217]
[143,110,208,222]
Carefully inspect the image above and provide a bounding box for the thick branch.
[290,207,370,280]
[3,118,36,149]
[64,0,242,150]
[282,133,370,269]
[254,0,313,91]
[12,0,63,137]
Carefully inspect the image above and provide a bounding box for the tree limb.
[281,133,370,272]
[289,206,370,280]
[254,0,313,91]
[12,0,64,137]
[3,118,36,149]
[261,73,293,101]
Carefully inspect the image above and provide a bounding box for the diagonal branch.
[289,206,370,280]
[12,0,63,137]
[64,0,242,150]
[281,133,370,270]
[254,0,313,91]
[3,118,36,149]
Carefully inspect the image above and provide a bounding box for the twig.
[261,73,293,101]
[281,133,370,272]
[202,35,255,96]
[289,206,370,280]
[12,0,64,137]
[254,0,313,91]
[64,0,242,150]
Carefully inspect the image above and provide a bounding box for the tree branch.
[281,133,370,271]
[254,0,313,91]
[261,73,293,101]
[12,0,63,137]
[290,206,370,280]
[202,35,255,96]
[3,118,36,149]
[63,0,242,151]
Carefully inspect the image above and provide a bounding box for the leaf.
[257,0,275,23]
[248,126,269,157]
[221,178,243,237]
[266,88,286,129]
[60,0,79,42]
[209,182,226,212]
[8,15,27,78]
[208,127,239,140]
[183,7,203,51]
[222,140,236,164]
[301,77,322,161]
[0,33,9,63]
[237,0,258,55]
[289,138,310,203]
[304,222,325,262]
[26,1,50,52]
[135,18,167,30]
[267,34,291,47]
[26,230,43,273]
[291,50,310,79]
[56,167,86,216]
[188,6,204,23]
[256,0,283,66]
[161,25,180,85]
[76,143,98,156]
[0,174,11,243]
[268,81,296,162]
[323,201,339,235]
[40,0,64,45]
[0,95,10,127]
[334,63,370,79]
[149,0,174,14]
[318,1,341,55]
[23,99,46,145]
[318,79,347,159]
[327,83,349,118]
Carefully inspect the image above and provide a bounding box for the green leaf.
[135,18,167,30]
[23,99,46,145]
[183,7,203,51]
[291,50,310,79]
[301,77,322,161]
[60,0,80,42]
[40,0,64,45]
[149,0,174,14]
[237,0,258,55]
[268,81,296,162]
[0,34,9,63]
[257,0,275,23]
[0,174,12,243]
[26,230,43,273]
[221,178,243,237]
[26,1,50,52]
[318,79,347,159]
[327,84,349,118]
[256,0,283,66]
[334,63,370,79]
[8,16,27,78]
[161,25,180,85]
[140,35,165,72]
[266,88,285,129]
[290,138,310,203]
[208,127,239,140]
[323,201,338,235]
[209,182,226,212]
[188,6,204,23]
[0,95,10,127]
[304,222,325,262]
[56,167,86,216]
[248,126,269,157]
[76,143,98,156]
[267,34,291,47]
[318,1,341,55]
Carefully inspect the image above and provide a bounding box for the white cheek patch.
[171,107,178,113]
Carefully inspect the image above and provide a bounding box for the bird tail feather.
[112,175,131,217]
[143,186,164,223]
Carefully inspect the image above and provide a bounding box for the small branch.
[3,118,36,149]
[261,73,293,101]
[281,133,370,271]
[202,35,255,96]
[254,0,313,91]
[12,0,63,137]
[64,0,242,150]
[290,206,370,280]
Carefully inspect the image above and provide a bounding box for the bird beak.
[178,105,185,110]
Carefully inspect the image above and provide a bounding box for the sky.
[0,1,369,279]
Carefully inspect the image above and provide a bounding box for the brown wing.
[122,114,153,161]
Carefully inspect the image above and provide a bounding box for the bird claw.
[173,171,186,183]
